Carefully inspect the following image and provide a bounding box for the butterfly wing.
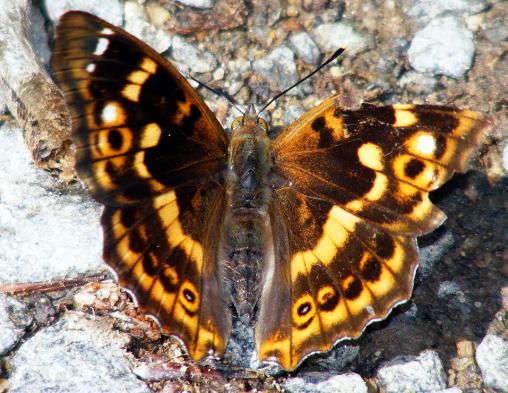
[52,11,231,361]
[257,97,490,370]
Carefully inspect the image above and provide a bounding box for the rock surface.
[376,350,447,393]
[0,124,104,284]
[8,312,151,393]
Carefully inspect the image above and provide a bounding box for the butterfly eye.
[231,117,243,129]
[257,117,268,131]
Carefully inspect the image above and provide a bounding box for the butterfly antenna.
[258,47,345,116]
[188,74,245,115]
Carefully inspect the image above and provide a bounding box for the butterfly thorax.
[223,112,273,324]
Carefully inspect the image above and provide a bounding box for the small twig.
[0,274,107,295]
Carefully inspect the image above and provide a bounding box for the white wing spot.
[415,134,436,155]
[94,38,109,56]
[100,27,114,35]
[86,63,96,73]
[102,103,118,123]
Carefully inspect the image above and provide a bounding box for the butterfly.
[51,11,490,370]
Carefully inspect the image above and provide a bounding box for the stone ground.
[0,0,507,392]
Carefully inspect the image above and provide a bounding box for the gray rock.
[30,4,51,65]
[0,124,104,285]
[289,31,321,65]
[475,335,508,392]
[407,0,488,24]
[313,22,370,55]
[8,312,151,393]
[170,35,217,73]
[175,0,214,9]
[44,0,123,26]
[407,16,475,78]
[253,45,298,92]
[124,1,171,53]
[284,373,368,393]
[0,295,32,356]
[376,350,447,393]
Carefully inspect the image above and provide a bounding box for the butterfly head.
[231,103,269,135]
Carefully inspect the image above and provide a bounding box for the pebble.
[312,22,370,55]
[252,45,299,92]
[407,16,475,78]
[44,0,123,26]
[145,3,172,29]
[0,124,104,285]
[484,18,508,44]
[407,0,488,24]
[124,2,172,53]
[213,67,225,81]
[175,0,214,9]
[289,31,321,65]
[376,350,447,393]
[284,373,368,393]
[170,35,217,73]
[8,312,151,393]
[0,295,32,356]
[475,335,508,392]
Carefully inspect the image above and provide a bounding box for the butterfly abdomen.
[223,114,273,323]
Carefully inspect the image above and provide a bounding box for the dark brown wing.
[52,11,231,361]
[256,97,490,370]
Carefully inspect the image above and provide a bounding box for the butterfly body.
[51,11,491,370]
[223,106,273,323]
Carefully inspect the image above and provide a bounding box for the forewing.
[51,11,231,361]
[51,11,228,205]
[257,97,490,370]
